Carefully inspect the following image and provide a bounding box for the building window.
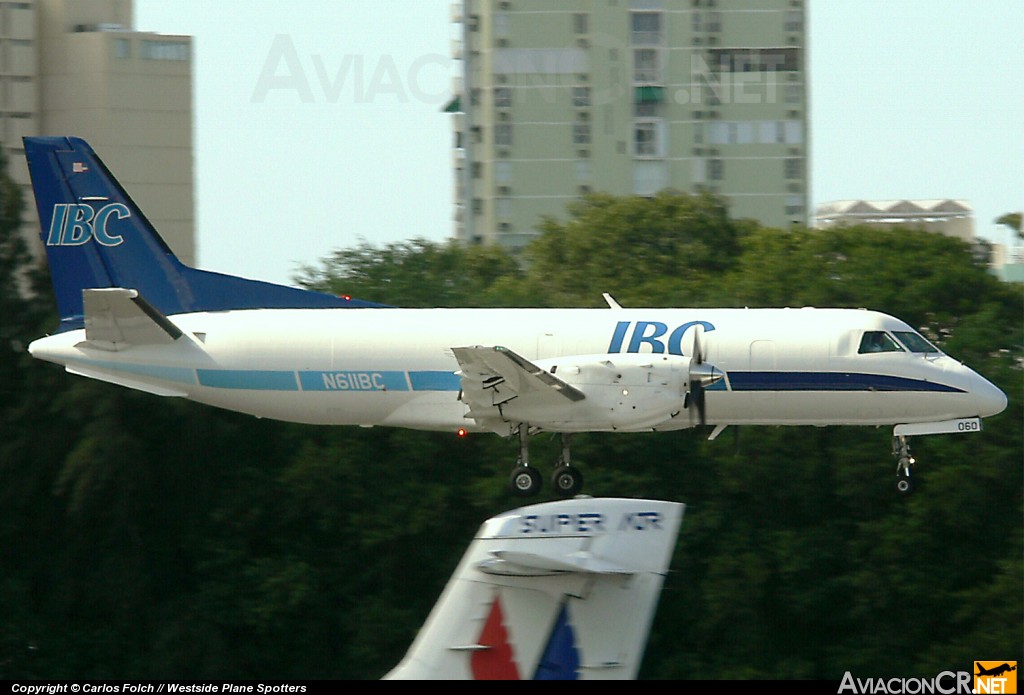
[785,10,803,32]
[573,124,591,145]
[141,40,189,61]
[472,162,483,179]
[634,48,659,83]
[634,120,663,158]
[708,122,727,144]
[631,12,662,45]
[706,11,722,32]
[575,160,591,181]
[574,13,589,34]
[494,87,511,108]
[709,158,724,180]
[708,47,799,72]
[114,38,130,58]
[785,158,803,179]
[785,84,802,104]
[495,12,510,37]
[572,86,591,107]
[495,124,513,146]
[634,102,659,117]
[496,161,512,183]
[785,120,803,144]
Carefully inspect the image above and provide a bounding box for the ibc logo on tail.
[46,203,130,247]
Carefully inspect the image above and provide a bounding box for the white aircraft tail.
[384,497,684,680]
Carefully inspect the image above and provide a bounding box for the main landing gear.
[893,434,915,495]
[509,427,584,498]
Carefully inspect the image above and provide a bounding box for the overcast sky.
[135,0,1024,287]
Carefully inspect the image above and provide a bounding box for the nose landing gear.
[893,434,915,495]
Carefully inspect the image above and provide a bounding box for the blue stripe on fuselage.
[63,359,966,395]
[197,369,299,390]
[408,371,462,391]
[726,371,965,393]
[197,369,461,392]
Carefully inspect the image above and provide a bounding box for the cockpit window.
[858,331,905,354]
[893,331,941,354]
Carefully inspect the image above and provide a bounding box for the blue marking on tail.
[24,136,386,332]
[532,604,580,680]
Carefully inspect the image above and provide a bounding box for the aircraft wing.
[81,288,183,350]
[453,346,585,426]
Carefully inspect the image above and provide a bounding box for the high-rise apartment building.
[450,0,808,247]
[0,0,193,264]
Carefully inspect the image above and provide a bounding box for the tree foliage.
[0,188,1020,679]
[525,190,752,307]
[996,212,1022,239]
[297,238,524,307]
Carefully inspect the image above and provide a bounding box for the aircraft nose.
[973,374,1008,418]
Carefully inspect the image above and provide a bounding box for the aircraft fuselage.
[29,306,1007,435]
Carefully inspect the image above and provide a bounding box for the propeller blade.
[694,382,706,426]
[687,327,722,428]
[691,325,704,365]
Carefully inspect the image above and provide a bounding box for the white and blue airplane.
[384,496,684,680]
[23,137,1008,496]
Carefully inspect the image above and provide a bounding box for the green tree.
[726,224,1011,341]
[523,190,751,307]
[297,238,524,307]
[996,212,1022,239]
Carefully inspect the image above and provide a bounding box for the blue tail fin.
[24,136,382,332]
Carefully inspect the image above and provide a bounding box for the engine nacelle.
[506,353,693,432]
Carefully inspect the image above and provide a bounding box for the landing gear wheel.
[892,434,916,496]
[551,466,584,498]
[510,465,542,497]
[896,472,914,495]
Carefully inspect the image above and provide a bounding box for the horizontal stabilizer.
[82,288,182,350]
[482,550,632,576]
